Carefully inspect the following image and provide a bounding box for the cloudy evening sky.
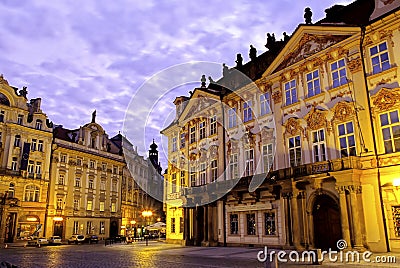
[0,0,353,167]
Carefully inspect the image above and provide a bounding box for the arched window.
[0,93,10,106]
[24,184,40,202]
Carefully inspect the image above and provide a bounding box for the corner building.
[162,0,400,252]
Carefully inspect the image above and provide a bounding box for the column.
[291,190,302,249]
[348,185,364,249]
[282,192,293,247]
[207,205,213,244]
[299,191,309,248]
[336,186,351,248]
[202,205,208,245]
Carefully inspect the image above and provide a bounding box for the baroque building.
[162,0,400,252]
[0,75,53,243]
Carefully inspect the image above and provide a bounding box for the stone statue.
[222,63,229,76]
[304,7,312,24]
[283,32,290,42]
[208,76,215,84]
[201,75,206,88]
[19,86,28,98]
[92,110,96,123]
[265,33,276,50]
[249,45,257,61]
[235,53,243,68]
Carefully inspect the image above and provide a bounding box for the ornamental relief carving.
[226,139,239,156]
[372,88,400,112]
[347,57,362,73]
[305,108,327,130]
[284,117,302,136]
[272,90,282,103]
[332,102,354,122]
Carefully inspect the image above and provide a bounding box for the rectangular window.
[37,140,43,152]
[17,114,23,125]
[88,179,94,189]
[35,120,42,130]
[112,181,117,192]
[31,139,37,151]
[172,137,177,152]
[211,159,218,182]
[288,136,301,167]
[14,135,21,147]
[199,163,206,185]
[370,41,390,74]
[102,163,107,171]
[263,144,274,173]
[180,132,186,148]
[100,180,106,191]
[199,121,206,140]
[100,221,105,234]
[87,200,93,211]
[338,122,356,157]
[230,214,239,235]
[179,217,184,233]
[60,154,67,163]
[264,212,276,235]
[111,202,116,213]
[86,221,93,235]
[190,126,196,143]
[35,162,41,174]
[0,111,4,122]
[171,173,177,193]
[75,178,81,187]
[180,171,185,190]
[210,115,217,135]
[228,108,237,128]
[73,221,79,234]
[77,158,82,166]
[57,198,63,210]
[331,59,347,88]
[190,166,196,187]
[381,110,400,153]
[90,160,95,169]
[312,129,326,162]
[113,166,118,174]
[392,206,400,237]
[171,218,176,233]
[260,93,271,115]
[229,153,239,179]
[245,149,254,176]
[11,157,18,171]
[73,199,79,211]
[243,101,253,122]
[100,201,105,212]
[58,174,65,185]
[27,160,34,174]
[306,70,321,97]
[285,79,297,105]
[246,213,256,235]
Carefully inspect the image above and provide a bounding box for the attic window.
[35,119,42,130]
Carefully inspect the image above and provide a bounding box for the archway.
[313,194,342,249]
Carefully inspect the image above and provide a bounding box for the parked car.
[27,237,48,247]
[67,234,85,244]
[85,235,99,244]
[48,236,62,245]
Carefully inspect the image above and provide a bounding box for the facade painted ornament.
[372,87,400,112]
[347,57,362,73]
[305,108,326,130]
[272,90,282,103]
[333,102,354,122]
[285,117,302,136]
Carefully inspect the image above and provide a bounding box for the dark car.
[85,235,99,244]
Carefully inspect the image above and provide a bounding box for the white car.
[28,237,48,247]
[67,234,85,244]
[49,236,62,245]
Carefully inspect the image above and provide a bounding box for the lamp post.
[130,220,136,238]
[141,210,152,245]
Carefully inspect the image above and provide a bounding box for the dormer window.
[17,114,23,125]
[35,119,42,130]
[91,135,96,148]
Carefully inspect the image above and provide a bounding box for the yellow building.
[0,75,53,243]
[162,0,400,252]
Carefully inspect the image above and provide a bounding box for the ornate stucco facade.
[162,0,400,252]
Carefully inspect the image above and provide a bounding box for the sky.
[0,0,354,168]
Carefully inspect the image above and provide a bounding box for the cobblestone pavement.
[0,241,398,268]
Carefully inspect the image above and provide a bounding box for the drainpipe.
[220,91,227,247]
[359,25,390,252]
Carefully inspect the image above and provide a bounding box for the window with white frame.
[100,180,106,191]
[285,79,297,105]
[73,221,79,234]
[306,70,321,97]
[35,162,41,175]
[338,122,356,157]
[243,101,253,122]
[73,199,79,210]
[87,200,93,211]
[263,143,274,173]
[58,174,65,185]
[211,159,218,182]
[75,178,81,187]
[245,149,254,176]
[190,166,196,187]
[112,181,117,192]
[11,157,18,171]
[60,154,67,163]
[17,114,23,125]
[27,161,34,174]
[89,160,95,169]
[312,129,327,162]
[37,140,43,152]
[57,198,63,210]
[35,119,42,130]
[260,93,271,115]
[24,185,39,202]
[171,173,177,193]
[14,135,21,147]
[210,115,217,135]
[370,41,390,74]
[199,121,206,139]
[288,136,301,167]
[86,221,93,235]
[31,139,37,151]
[331,59,347,88]
[190,126,196,143]
[380,110,400,153]
[229,153,239,179]
[199,163,206,185]
[180,132,186,148]
[88,179,94,189]
[228,108,237,128]
[172,137,177,152]
[180,171,185,190]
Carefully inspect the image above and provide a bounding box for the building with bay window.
[162,0,400,252]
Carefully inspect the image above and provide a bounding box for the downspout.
[359,25,390,252]
[220,91,227,247]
